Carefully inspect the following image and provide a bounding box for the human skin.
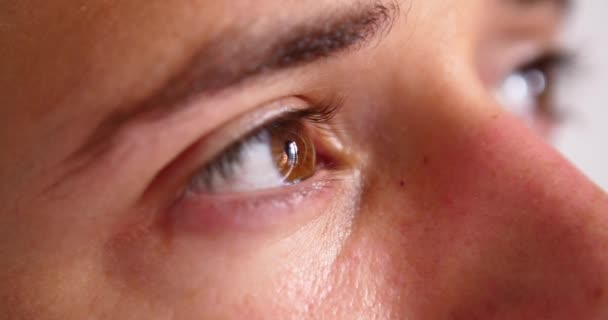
[2,0,608,319]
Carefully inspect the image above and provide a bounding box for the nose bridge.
[425,99,608,242]
[363,69,608,316]
[372,46,608,223]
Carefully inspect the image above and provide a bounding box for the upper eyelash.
[518,50,576,74]
[192,98,344,188]
[281,95,344,124]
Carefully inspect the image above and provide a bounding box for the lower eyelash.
[174,169,347,232]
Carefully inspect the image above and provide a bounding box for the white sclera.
[205,130,285,193]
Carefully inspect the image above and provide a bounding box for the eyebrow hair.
[76,1,400,159]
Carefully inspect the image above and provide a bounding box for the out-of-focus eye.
[495,52,573,132]
[496,67,548,117]
[188,119,318,194]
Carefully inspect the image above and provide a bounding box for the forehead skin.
[0,1,345,173]
[0,0,557,157]
[0,0,476,177]
[4,1,607,320]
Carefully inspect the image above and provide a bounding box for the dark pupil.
[284,140,299,166]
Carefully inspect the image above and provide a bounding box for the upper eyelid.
[187,99,313,165]
[517,50,576,72]
[191,98,343,179]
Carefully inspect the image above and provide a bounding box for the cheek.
[301,234,407,319]
[101,187,361,318]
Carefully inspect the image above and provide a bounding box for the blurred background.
[555,0,608,190]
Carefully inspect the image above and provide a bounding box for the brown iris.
[269,120,316,183]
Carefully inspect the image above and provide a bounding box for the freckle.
[589,287,604,301]
[444,195,456,207]
[423,156,430,165]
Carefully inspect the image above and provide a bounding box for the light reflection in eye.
[496,68,548,118]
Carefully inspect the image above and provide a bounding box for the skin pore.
[2,0,608,319]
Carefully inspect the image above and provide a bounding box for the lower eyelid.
[168,171,346,235]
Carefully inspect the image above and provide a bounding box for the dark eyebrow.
[76,1,400,159]
[176,2,399,96]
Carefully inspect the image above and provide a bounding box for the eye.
[163,100,348,232]
[495,52,573,129]
[185,102,339,195]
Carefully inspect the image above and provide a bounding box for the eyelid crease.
[71,1,400,166]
